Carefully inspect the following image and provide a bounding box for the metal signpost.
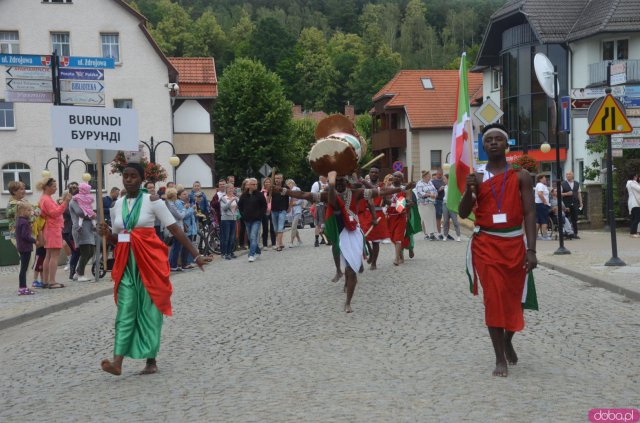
[586,69,633,266]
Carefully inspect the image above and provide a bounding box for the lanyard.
[123,192,142,231]
[488,165,508,212]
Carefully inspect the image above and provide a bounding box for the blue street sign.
[624,86,640,97]
[507,138,516,146]
[0,53,51,67]
[60,56,114,69]
[59,68,104,81]
[478,133,488,162]
[621,96,640,108]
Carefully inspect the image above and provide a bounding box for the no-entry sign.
[51,105,138,150]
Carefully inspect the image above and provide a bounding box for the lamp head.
[41,169,51,178]
[540,143,551,153]
[82,173,92,182]
[169,156,180,167]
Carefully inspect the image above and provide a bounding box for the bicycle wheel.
[207,228,221,255]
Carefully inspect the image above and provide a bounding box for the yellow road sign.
[587,94,633,135]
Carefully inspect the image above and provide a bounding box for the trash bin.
[0,219,20,266]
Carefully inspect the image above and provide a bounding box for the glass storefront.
[501,23,568,153]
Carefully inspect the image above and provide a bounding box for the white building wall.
[173,100,210,133]
[0,0,173,207]
[418,129,451,172]
[176,155,212,187]
[569,33,640,180]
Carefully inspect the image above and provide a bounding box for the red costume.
[386,192,407,244]
[470,169,526,332]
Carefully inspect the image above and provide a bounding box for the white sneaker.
[456,236,461,242]
[248,256,255,262]
[77,275,91,282]
[73,273,79,281]
[64,265,69,271]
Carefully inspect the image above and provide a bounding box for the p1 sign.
[51,106,138,151]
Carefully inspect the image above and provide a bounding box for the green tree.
[399,0,431,69]
[249,17,297,71]
[286,118,318,189]
[228,9,255,59]
[189,11,230,68]
[213,59,292,179]
[327,32,365,111]
[149,1,197,57]
[295,27,338,112]
[349,46,401,113]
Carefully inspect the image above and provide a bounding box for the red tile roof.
[372,70,483,129]
[168,57,218,98]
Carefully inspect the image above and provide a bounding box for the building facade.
[169,57,217,188]
[0,0,177,208]
[475,0,640,182]
[371,70,483,178]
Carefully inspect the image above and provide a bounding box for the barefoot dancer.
[98,163,206,376]
[386,172,410,266]
[281,172,406,312]
[360,167,390,270]
[458,124,538,378]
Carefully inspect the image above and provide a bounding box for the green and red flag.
[447,52,476,219]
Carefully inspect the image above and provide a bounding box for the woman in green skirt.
[98,163,205,376]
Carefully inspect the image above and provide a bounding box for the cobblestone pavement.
[1,229,638,422]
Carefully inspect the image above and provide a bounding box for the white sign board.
[51,106,138,151]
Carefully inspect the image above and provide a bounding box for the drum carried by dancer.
[281,114,410,313]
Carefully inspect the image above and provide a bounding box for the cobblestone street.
[1,229,638,422]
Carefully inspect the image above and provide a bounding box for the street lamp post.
[139,136,181,182]
[552,66,570,255]
[43,154,90,196]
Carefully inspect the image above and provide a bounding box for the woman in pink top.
[37,177,71,289]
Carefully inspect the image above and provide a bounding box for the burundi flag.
[447,52,476,218]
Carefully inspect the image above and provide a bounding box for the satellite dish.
[534,53,559,99]
[85,149,118,164]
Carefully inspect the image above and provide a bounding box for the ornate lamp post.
[42,154,89,196]
[139,137,181,182]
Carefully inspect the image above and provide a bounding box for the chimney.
[345,103,355,121]
[292,105,303,119]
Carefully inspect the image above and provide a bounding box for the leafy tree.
[295,28,338,112]
[228,9,254,59]
[150,1,197,57]
[349,46,401,113]
[286,118,318,189]
[188,11,231,70]
[213,59,292,179]
[327,32,366,112]
[249,17,297,71]
[398,0,431,69]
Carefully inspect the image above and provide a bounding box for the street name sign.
[60,80,104,93]
[0,53,51,67]
[621,97,640,108]
[6,91,53,103]
[51,106,138,151]
[59,68,104,81]
[6,78,52,92]
[587,94,633,136]
[5,66,50,79]
[61,92,105,106]
[60,56,115,69]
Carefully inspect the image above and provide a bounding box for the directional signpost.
[5,66,51,79]
[60,80,104,93]
[6,78,52,92]
[60,92,105,106]
[59,68,104,81]
[587,92,633,266]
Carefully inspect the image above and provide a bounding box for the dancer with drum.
[280,173,407,312]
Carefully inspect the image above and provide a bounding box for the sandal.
[18,288,35,295]
[48,283,65,289]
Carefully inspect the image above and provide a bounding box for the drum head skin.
[308,137,358,176]
[315,114,357,139]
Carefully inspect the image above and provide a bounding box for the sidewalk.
[536,228,640,301]
[1,229,638,331]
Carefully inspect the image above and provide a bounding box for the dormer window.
[421,78,433,89]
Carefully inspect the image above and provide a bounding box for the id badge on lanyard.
[118,231,131,243]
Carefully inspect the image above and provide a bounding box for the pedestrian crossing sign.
[587,94,633,135]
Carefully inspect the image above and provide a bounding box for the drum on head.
[309,114,369,176]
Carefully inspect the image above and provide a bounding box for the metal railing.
[589,59,640,86]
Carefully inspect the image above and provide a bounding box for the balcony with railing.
[371,129,406,151]
[588,59,640,86]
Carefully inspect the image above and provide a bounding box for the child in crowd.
[16,201,36,295]
[74,183,97,227]
[32,208,47,288]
